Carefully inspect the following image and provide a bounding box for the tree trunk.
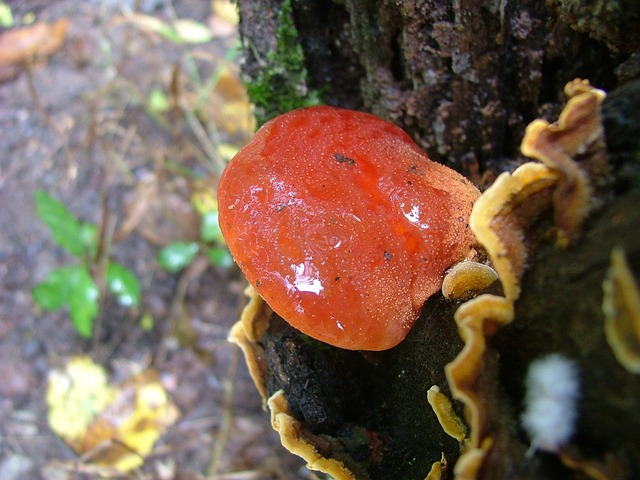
[232,1,640,479]
[236,0,638,176]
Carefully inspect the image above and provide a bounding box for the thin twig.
[207,343,240,476]
[24,61,63,136]
[154,255,210,366]
[92,192,117,350]
[179,95,227,176]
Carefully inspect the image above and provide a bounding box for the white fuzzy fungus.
[521,353,580,453]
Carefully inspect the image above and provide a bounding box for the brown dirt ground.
[0,1,309,478]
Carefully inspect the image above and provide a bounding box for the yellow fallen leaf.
[173,18,213,44]
[47,356,115,447]
[191,187,218,215]
[209,68,256,140]
[46,357,179,472]
[123,13,172,40]
[212,0,239,26]
[217,142,240,162]
[84,370,180,471]
[183,65,256,146]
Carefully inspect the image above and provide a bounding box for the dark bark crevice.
[238,0,637,177]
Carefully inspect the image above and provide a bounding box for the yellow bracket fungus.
[442,262,498,301]
[603,246,640,374]
[227,79,611,480]
[427,385,469,444]
[521,79,607,246]
[444,79,608,479]
[227,286,272,402]
[268,390,360,479]
[467,162,559,301]
[424,453,448,480]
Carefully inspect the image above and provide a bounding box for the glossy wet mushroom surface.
[219,106,479,351]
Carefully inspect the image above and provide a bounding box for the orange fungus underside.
[218,106,480,350]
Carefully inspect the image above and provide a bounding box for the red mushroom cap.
[218,106,479,350]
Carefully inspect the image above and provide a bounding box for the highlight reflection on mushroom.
[219,106,480,351]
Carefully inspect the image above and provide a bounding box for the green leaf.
[139,312,154,332]
[22,11,35,24]
[148,88,170,113]
[79,223,98,257]
[173,19,213,44]
[32,267,74,310]
[206,246,234,268]
[107,262,141,307]
[157,242,200,272]
[34,190,94,257]
[33,265,98,338]
[200,211,225,244]
[67,265,99,338]
[0,2,14,28]
[132,14,181,43]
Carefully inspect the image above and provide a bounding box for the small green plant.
[31,190,141,338]
[157,193,233,273]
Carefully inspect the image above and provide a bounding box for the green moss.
[245,0,324,125]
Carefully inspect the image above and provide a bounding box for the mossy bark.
[233,2,640,479]
[237,0,638,175]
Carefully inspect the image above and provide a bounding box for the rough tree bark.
[236,0,638,176]
[231,1,640,479]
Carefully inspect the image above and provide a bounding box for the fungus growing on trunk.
[218,106,480,350]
